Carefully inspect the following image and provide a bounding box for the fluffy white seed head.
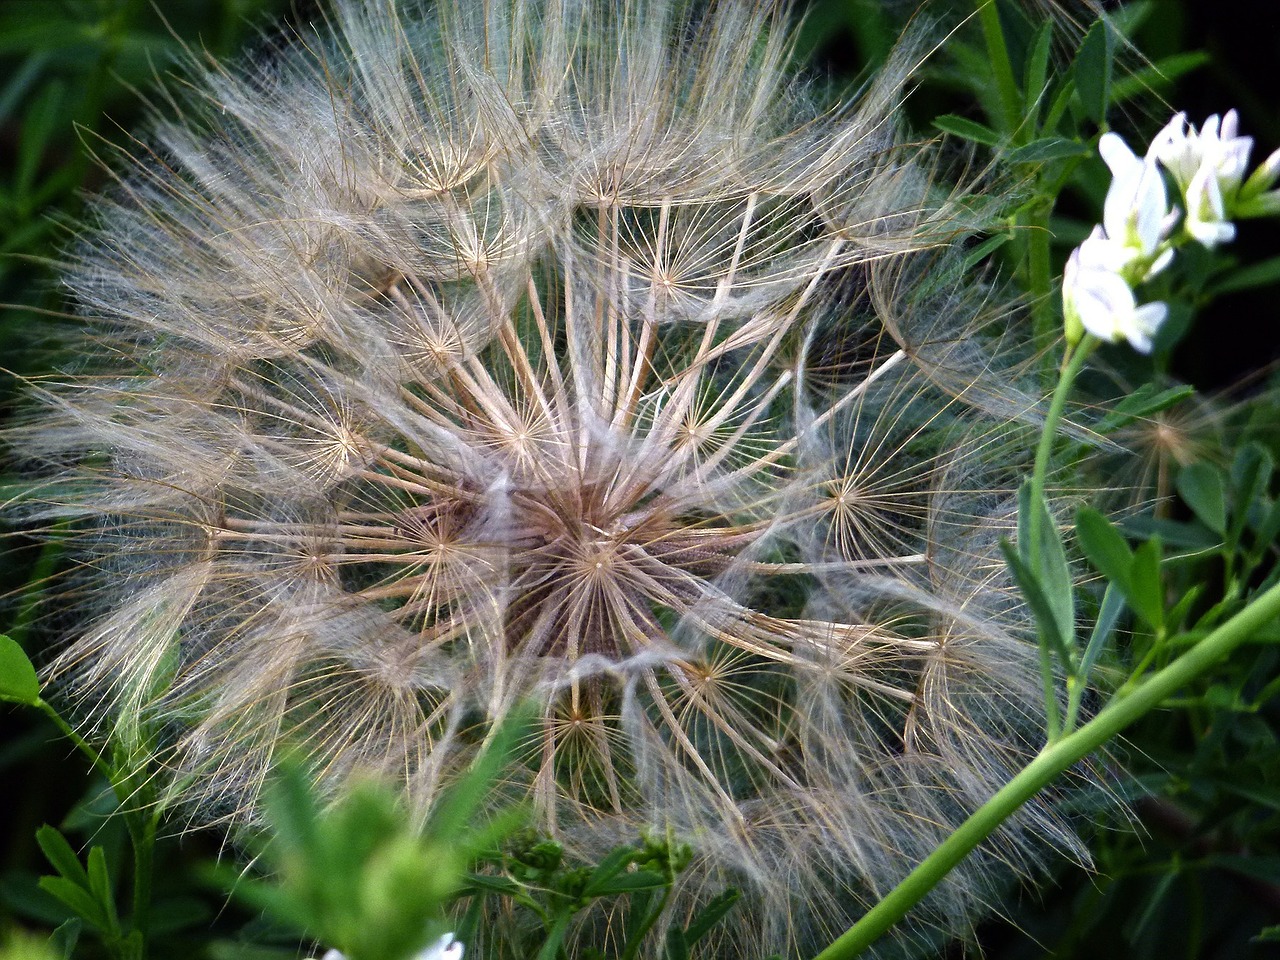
[9,1,1086,955]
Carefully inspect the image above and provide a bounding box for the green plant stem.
[35,698,113,785]
[129,812,158,944]
[812,575,1280,960]
[975,0,1021,134]
[1029,336,1094,563]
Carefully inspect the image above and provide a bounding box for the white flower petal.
[1123,301,1168,354]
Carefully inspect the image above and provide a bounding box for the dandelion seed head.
[9,1,1094,955]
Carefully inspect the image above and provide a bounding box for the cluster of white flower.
[319,933,463,960]
[1064,110,1280,353]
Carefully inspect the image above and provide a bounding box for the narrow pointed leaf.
[1000,539,1074,672]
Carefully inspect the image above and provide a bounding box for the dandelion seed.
[10,1,1086,954]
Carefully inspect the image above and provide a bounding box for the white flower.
[1185,163,1236,248]
[1154,111,1254,194]
[1152,109,1280,230]
[1098,131,1177,271]
[320,933,463,960]
[1063,241,1168,354]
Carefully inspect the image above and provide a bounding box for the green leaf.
[16,80,65,201]
[1111,52,1210,105]
[1074,20,1113,124]
[0,635,40,705]
[682,888,740,946]
[1022,20,1054,115]
[148,896,213,936]
[1211,254,1280,295]
[1075,507,1134,588]
[1128,539,1164,631]
[37,877,108,932]
[1005,137,1089,165]
[1230,443,1273,548]
[36,827,89,889]
[587,870,669,896]
[1079,582,1124,683]
[1177,463,1227,535]
[665,926,689,960]
[1000,539,1074,671]
[1095,383,1197,434]
[428,705,531,839]
[85,847,118,934]
[51,918,82,960]
[1018,482,1075,655]
[464,873,524,896]
[1120,515,1219,550]
[933,114,1002,148]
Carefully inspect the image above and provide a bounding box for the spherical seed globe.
[12,1,1084,955]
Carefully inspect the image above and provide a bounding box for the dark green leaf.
[1177,463,1227,535]
[148,897,213,936]
[683,888,740,946]
[1128,539,1164,630]
[1202,855,1280,886]
[1074,20,1113,124]
[933,114,1002,147]
[1075,507,1134,587]
[1230,444,1274,547]
[1023,21,1054,114]
[583,844,638,895]
[1120,515,1219,550]
[17,81,65,200]
[665,927,690,960]
[37,877,107,932]
[1080,582,1124,683]
[85,847,118,933]
[1000,539,1074,671]
[51,918,82,960]
[1018,482,1075,654]
[36,827,88,889]
[464,873,524,896]
[587,870,669,896]
[1208,253,1280,295]
[1111,52,1210,104]
[1095,383,1197,434]
[1006,137,1089,165]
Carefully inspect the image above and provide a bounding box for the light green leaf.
[0,635,40,705]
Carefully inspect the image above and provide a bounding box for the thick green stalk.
[811,577,1280,960]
